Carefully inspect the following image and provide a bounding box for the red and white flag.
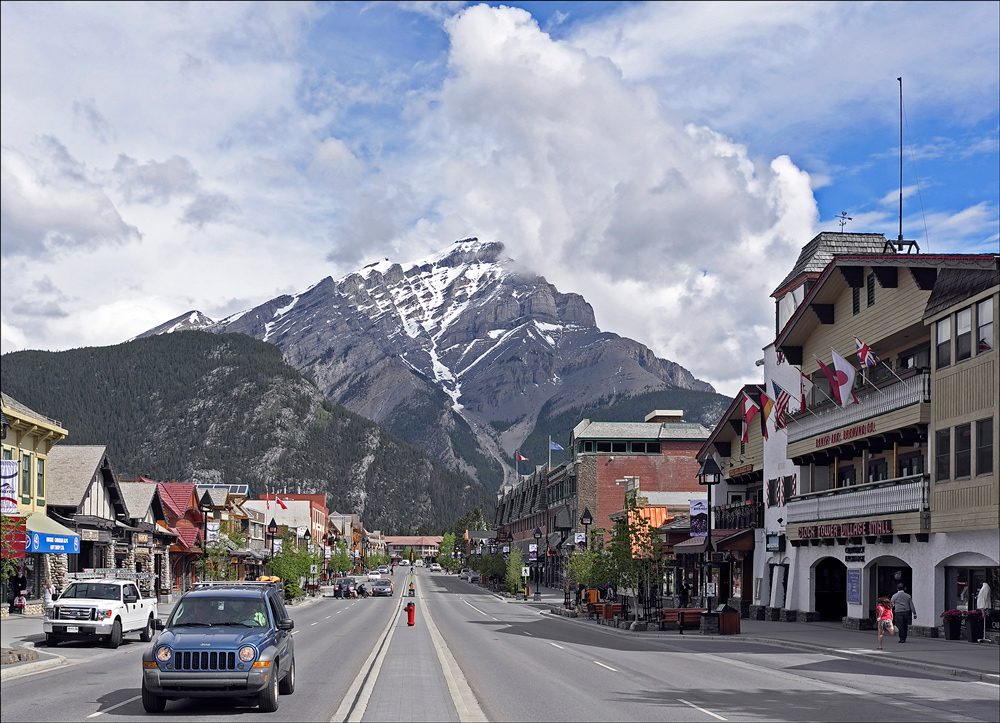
[799,372,814,413]
[275,495,288,510]
[516,452,529,462]
[817,350,859,408]
[741,392,760,443]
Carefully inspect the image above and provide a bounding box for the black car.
[141,581,295,713]
[371,579,393,597]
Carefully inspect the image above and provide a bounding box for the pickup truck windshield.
[60,583,121,600]
[171,597,270,627]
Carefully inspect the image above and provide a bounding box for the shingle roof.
[574,421,709,441]
[159,482,197,518]
[0,392,66,430]
[923,266,999,320]
[772,232,888,296]
[119,481,157,521]
[45,445,109,508]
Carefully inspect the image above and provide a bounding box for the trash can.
[965,613,985,642]
[716,603,741,635]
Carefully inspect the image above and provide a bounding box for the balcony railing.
[787,371,930,444]
[787,474,928,524]
[713,500,763,530]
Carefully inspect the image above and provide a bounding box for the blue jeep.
[141,581,295,713]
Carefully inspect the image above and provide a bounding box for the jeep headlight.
[95,609,113,620]
[156,646,172,663]
[238,646,256,662]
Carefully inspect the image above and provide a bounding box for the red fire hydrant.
[405,602,415,627]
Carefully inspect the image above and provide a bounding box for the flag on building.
[549,440,564,451]
[831,348,859,406]
[516,452,529,462]
[772,381,791,429]
[275,495,288,510]
[855,337,877,368]
[759,392,774,441]
[741,392,760,443]
[799,372,814,413]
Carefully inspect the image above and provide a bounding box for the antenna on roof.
[837,212,852,232]
[890,77,919,255]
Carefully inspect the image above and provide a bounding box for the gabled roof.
[158,481,200,519]
[772,232,888,297]
[923,265,999,320]
[118,481,159,522]
[46,445,118,509]
[697,384,764,458]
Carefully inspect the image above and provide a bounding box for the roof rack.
[64,569,158,581]
[189,580,280,590]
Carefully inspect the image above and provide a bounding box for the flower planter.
[942,617,963,640]
[965,615,985,642]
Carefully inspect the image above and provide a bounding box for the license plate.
[65,626,79,633]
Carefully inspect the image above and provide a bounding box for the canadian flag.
[741,392,760,443]
[275,495,287,510]
[516,452,529,462]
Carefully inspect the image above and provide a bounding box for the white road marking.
[326,615,331,619]
[523,631,533,636]
[86,696,140,717]
[549,642,565,649]
[593,661,617,672]
[337,610,343,614]
[292,630,299,635]
[461,599,498,621]
[975,680,1000,687]
[678,698,727,721]
[311,622,318,626]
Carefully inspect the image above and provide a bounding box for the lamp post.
[267,518,278,575]
[533,527,542,601]
[198,490,213,581]
[322,533,329,583]
[697,456,724,611]
[303,529,312,592]
[361,534,368,572]
[580,507,593,550]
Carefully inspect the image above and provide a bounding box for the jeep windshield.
[60,583,121,600]
[169,597,270,628]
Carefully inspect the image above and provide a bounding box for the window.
[978,299,994,353]
[36,457,44,499]
[868,458,888,483]
[956,307,972,361]
[646,442,660,454]
[935,428,951,481]
[20,453,31,497]
[596,441,612,453]
[955,424,972,478]
[976,418,993,476]
[897,343,930,371]
[837,464,856,487]
[611,441,627,453]
[936,318,951,369]
[852,286,861,315]
[767,478,779,506]
[740,440,745,456]
[866,273,876,307]
[581,441,593,453]
[2,447,11,460]
[897,452,923,477]
[782,475,796,501]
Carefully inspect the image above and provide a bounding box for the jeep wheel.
[258,668,280,712]
[278,658,295,695]
[140,616,154,642]
[105,619,122,649]
[142,681,166,713]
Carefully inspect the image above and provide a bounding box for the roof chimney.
[645,410,684,423]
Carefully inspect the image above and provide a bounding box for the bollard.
[405,602,415,626]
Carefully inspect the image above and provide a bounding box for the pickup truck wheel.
[258,668,280,712]
[140,616,154,642]
[105,619,122,649]
[45,633,58,647]
[142,681,166,713]
[278,658,295,695]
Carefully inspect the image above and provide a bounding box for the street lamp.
[267,518,278,574]
[361,534,368,571]
[198,490,213,580]
[697,456,724,610]
[533,527,543,601]
[580,507,593,550]
[303,530,312,593]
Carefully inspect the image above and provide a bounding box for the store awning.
[673,528,753,555]
[25,513,80,554]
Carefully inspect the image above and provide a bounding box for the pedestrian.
[678,583,690,609]
[875,596,896,649]
[890,583,916,643]
[43,579,56,609]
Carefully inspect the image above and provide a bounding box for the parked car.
[141,580,295,713]
[459,568,472,580]
[45,572,157,648]
[371,579,394,597]
[429,563,442,572]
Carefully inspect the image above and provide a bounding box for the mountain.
[145,238,728,490]
[133,310,215,338]
[0,333,489,532]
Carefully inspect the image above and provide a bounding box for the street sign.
[310,564,318,574]
[521,566,530,578]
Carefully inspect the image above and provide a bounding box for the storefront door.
[815,557,847,620]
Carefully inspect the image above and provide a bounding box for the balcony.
[787,371,930,444]
[713,500,764,530]
[787,474,928,524]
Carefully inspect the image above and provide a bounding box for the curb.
[537,609,1000,685]
[0,651,67,682]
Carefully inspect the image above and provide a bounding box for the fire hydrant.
[405,602,415,627]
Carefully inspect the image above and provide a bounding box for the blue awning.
[25,513,80,554]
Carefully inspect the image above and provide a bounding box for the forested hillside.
[1,332,489,532]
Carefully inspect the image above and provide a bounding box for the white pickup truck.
[44,570,158,649]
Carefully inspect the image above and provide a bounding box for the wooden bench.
[659,608,706,633]
[603,603,623,621]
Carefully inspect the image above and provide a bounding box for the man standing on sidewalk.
[891,583,917,643]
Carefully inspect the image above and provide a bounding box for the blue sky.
[2,1,997,395]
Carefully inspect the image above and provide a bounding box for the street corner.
[0,647,66,681]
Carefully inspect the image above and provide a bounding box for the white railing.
[786,474,927,524]
[787,372,930,443]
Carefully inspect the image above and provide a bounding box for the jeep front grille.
[174,651,238,671]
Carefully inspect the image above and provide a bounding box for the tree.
[505,548,524,595]
[268,530,312,599]
[0,515,19,584]
[439,532,456,569]
[606,490,660,623]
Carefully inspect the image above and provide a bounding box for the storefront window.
[946,567,999,611]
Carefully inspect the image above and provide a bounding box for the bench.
[660,608,706,633]
[603,603,623,621]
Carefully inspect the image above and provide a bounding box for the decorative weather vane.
[837,211,852,232]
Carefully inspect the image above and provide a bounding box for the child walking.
[876,596,896,649]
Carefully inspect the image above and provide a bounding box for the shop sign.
[847,569,861,604]
[28,531,80,554]
[766,534,784,552]
[815,421,877,449]
[135,533,150,545]
[844,545,865,563]
[729,464,754,477]
[81,529,100,542]
[796,519,893,539]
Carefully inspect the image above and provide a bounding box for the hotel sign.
[796,519,893,540]
[815,421,876,449]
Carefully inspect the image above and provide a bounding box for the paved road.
[2,569,998,722]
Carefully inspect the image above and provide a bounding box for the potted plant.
[941,609,964,640]
[964,610,985,642]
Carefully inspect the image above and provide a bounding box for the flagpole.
[548,436,552,472]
